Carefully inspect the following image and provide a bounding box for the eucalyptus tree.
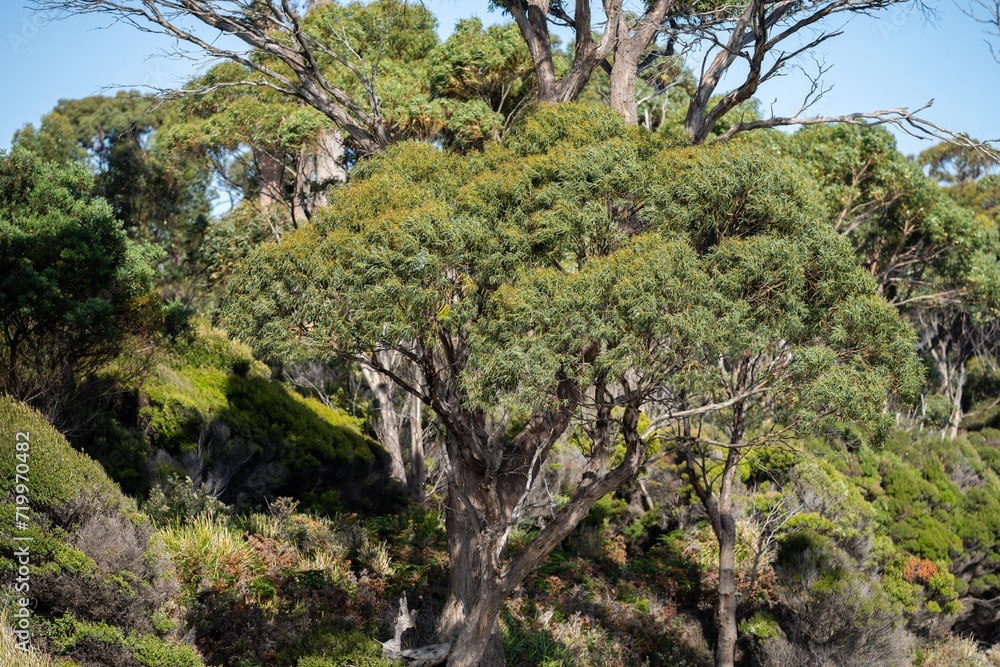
[788,124,1000,437]
[158,2,537,494]
[224,104,919,667]
[35,0,419,155]
[488,0,979,146]
[644,206,922,667]
[36,1,536,159]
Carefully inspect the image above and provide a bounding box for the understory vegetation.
[6,382,1000,666]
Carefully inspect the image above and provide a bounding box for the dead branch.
[32,0,390,154]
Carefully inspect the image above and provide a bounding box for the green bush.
[44,615,203,667]
[279,627,402,667]
[295,633,400,667]
[0,398,180,664]
[0,148,159,422]
[0,396,130,512]
[738,611,781,640]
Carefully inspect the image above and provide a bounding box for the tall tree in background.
[36,0,532,159]
[13,92,212,300]
[36,0,418,155]
[490,0,990,148]
[788,125,1000,437]
[39,0,991,153]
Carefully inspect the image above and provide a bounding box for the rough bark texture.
[437,399,650,667]
[438,460,505,667]
[608,47,641,125]
[435,427,538,667]
[714,449,741,667]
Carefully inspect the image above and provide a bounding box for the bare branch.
[32,0,389,154]
[963,0,1000,62]
[712,99,1000,160]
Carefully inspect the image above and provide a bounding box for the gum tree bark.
[497,0,674,122]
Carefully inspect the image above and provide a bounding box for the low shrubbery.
[0,397,200,667]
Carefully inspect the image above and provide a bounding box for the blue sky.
[0,0,996,157]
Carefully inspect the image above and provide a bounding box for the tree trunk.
[294,128,347,221]
[447,579,507,667]
[257,147,285,209]
[715,505,738,667]
[947,361,966,440]
[359,362,408,487]
[439,480,504,667]
[714,448,742,667]
[606,2,675,127]
[407,391,425,501]
[608,51,640,125]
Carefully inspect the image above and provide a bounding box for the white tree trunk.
[295,128,347,221]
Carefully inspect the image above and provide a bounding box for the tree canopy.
[223,103,921,667]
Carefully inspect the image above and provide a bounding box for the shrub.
[0,396,128,512]
[0,148,159,424]
[157,515,262,590]
[768,535,910,667]
[0,398,179,662]
[290,629,402,667]
[43,616,204,667]
[915,634,990,667]
[903,556,940,585]
[33,511,176,634]
[142,475,228,527]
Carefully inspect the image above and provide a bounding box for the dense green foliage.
[12,93,212,296]
[224,105,918,440]
[3,2,1000,666]
[0,149,159,422]
[0,397,199,667]
[138,322,393,513]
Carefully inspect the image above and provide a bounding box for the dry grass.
[0,610,65,667]
[158,514,263,588]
